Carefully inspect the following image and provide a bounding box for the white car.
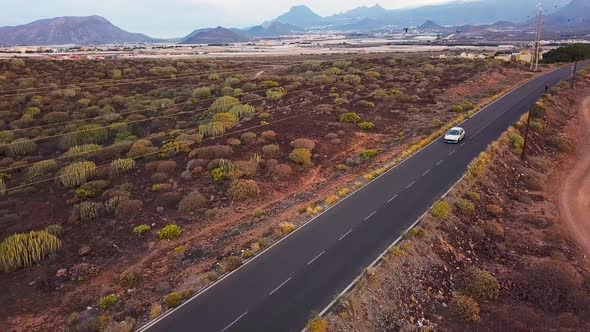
[444,127,466,144]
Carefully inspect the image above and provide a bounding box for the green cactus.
[110,158,136,176]
[0,230,62,272]
[58,161,96,187]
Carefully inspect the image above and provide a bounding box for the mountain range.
[0,0,587,46]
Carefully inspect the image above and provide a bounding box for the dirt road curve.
[559,96,590,254]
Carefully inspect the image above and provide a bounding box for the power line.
[4,92,372,194]
[0,83,331,173]
[0,83,329,149]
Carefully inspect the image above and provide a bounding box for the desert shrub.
[0,230,61,272]
[289,148,312,166]
[7,138,37,156]
[235,160,258,177]
[115,200,143,218]
[356,100,375,109]
[133,224,151,235]
[485,221,506,241]
[431,201,452,221]
[229,104,256,118]
[530,119,545,133]
[149,303,163,319]
[546,136,573,152]
[193,86,212,99]
[121,271,141,289]
[342,74,362,85]
[105,196,129,214]
[262,144,280,158]
[63,144,101,161]
[334,97,349,105]
[198,122,225,137]
[0,179,5,197]
[79,201,103,221]
[0,130,15,144]
[110,158,135,176]
[59,125,109,150]
[466,191,481,201]
[307,317,328,332]
[451,295,480,322]
[467,152,492,180]
[25,160,58,181]
[455,199,476,216]
[268,164,292,179]
[44,224,63,237]
[359,149,378,160]
[58,161,96,187]
[325,195,339,206]
[42,112,71,124]
[228,179,260,200]
[279,222,296,235]
[156,192,182,208]
[260,130,277,140]
[530,104,546,119]
[210,96,240,113]
[290,138,315,151]
[464,267,500,301]
[98,294,118,311]
[158,224,183,240]
[212,112,239,129]
[222,256,243,273]
[266,87,286,102]
[189,145,233,160]
[178,191,206,213]
[358,121,375,130]
[127,140,158,160]
[508,132,524,153]
[340,112,361,123]
[160,141,190,157]
[164,290,192,308]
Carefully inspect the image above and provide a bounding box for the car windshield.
[448,129,461,135]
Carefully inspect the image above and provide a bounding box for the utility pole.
[571,60,578,88]
[521,110,532,160]
[530,6,544,72]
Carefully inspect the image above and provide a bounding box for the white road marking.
[436,160,444,166]
[269,277,292,296]
[406,181,415,189]
[422,169,431,176]
[364,211,376,221]
[339,229,353,241]
[449,150,456,156]
[221,311,248,332]
[307,251,325,265]
[388,194,398,203]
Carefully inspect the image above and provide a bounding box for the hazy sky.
[0,0,454,38]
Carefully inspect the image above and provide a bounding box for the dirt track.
[559,96,590,254]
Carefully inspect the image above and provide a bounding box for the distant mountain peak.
[180,26,247,44]
[273,5,323,27]
[0,15,153,46]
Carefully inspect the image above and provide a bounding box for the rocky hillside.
[0,16,153,46]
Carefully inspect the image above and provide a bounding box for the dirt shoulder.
[558,96,590,255]
[323,72,590,331]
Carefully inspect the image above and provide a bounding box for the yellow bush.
[110,158,135,176]
[289,148,313,166]
[431,201,452,221]
[307,317,328,332]
[325,195,339,206]
[0,230,61,272]
[279,222,296,235]
[58,161,96,187]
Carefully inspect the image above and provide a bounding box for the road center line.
[387,194,398,203]
[422,169,431,176]
[221,311,248,332]
[449,150,456,156]
[307,251,325,265]
[339,229,353,241]
[269,277,292,296]
[436,160,444,166]
[406,181,415,189]
[364,211,376,221]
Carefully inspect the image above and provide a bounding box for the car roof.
[449,127,464,131]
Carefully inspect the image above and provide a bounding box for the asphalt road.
[140,63,588,332]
